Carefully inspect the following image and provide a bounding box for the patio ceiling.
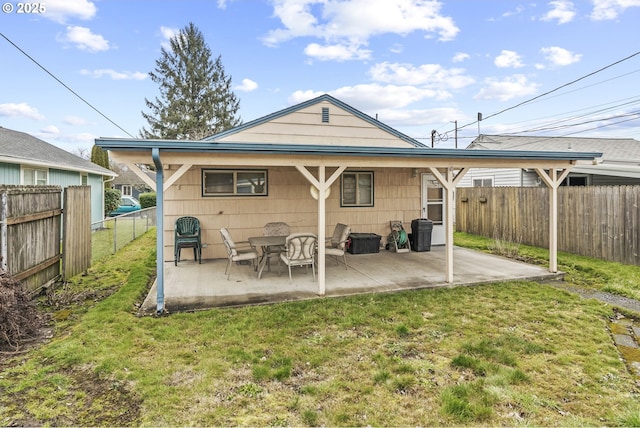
[96,138,602,314]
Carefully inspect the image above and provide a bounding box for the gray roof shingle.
[468,134,640,162]
[0,126,115,176]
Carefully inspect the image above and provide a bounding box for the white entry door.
[421,173,445,245]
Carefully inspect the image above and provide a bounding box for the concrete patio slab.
[139,246,562,315]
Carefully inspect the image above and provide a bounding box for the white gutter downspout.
[152,148,165,314]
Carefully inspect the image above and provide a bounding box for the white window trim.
[472,176,494,187]
[21,166,48,185]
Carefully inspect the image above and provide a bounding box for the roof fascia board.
[96,138,601,162]
[111,152,586,171]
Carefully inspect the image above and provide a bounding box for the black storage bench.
[347,233,381,254]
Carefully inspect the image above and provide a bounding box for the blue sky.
[1,0,639,154]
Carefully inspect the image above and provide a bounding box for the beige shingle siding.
[163,166,420,260]
[216,101,415,148]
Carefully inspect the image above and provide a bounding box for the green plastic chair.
[174,216,202,265]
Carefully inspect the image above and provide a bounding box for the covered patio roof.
[96,137,601,315]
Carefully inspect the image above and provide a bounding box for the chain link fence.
[91,207,156,264]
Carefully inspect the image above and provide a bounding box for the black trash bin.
[411,218,433,252]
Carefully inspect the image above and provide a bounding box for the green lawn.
[1,231,639,426]
[455,232,640,301]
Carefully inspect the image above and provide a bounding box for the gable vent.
[321,107,329,123]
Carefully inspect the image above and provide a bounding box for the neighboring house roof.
[203,93,426,148]
[112,166,156,186]
[468,134,640,178]
[0,126,115,176]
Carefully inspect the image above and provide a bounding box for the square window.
[23,167,47,185]
[341,171,374,207]
[202,169,267,196]
[473,177,493,187]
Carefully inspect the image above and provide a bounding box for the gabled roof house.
[0,126,116,224]
[460,134,640,187]
[96,94,601,314]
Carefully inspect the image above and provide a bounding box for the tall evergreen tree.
[140,22,241,140]
[90,144,111,188]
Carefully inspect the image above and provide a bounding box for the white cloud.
[369,62,474,89]
[66,132,97,144]
[452,52,470,63]
[36,130,97,148]
[591,0,640,20]
[304,43,371,61]
[80,69,147,80]
[494,50,524,68]
[63,116,88,126]
[389,43,403,54]
[542,1,576,24]
[236,78,259,92]
[160,26,180,50]
[540,46,582,67]
[59,26,110,52]
[43,0,97,24]
[263,0,459,61]
[501,5,526,18]
[369,107,464,128]
[0,103,45,120]
[290,83,447,111]
[474,74,540,101]
[40,125,60,136]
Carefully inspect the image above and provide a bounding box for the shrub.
[104,188,121,215]
[0,271,42,351]
[139,192,156,209]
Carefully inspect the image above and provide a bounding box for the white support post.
[549,179,558,273]
[535,167,571,273]
[317,166,326,295]
[295,165,346,296]
[428,167,468,283]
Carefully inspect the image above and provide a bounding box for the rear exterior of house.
[162,95,427,260]
[98,95,603,312]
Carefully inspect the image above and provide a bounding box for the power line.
[505,97,640,135]
[0,32,135,138]
[453,49,640,134]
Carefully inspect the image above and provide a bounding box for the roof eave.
[95,138,602,162]
[0,154,117,177]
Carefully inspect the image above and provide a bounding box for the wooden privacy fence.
[456,185,640,266]
[62,186,92,279]
[0,185,92,294]
[1,185,62,293]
